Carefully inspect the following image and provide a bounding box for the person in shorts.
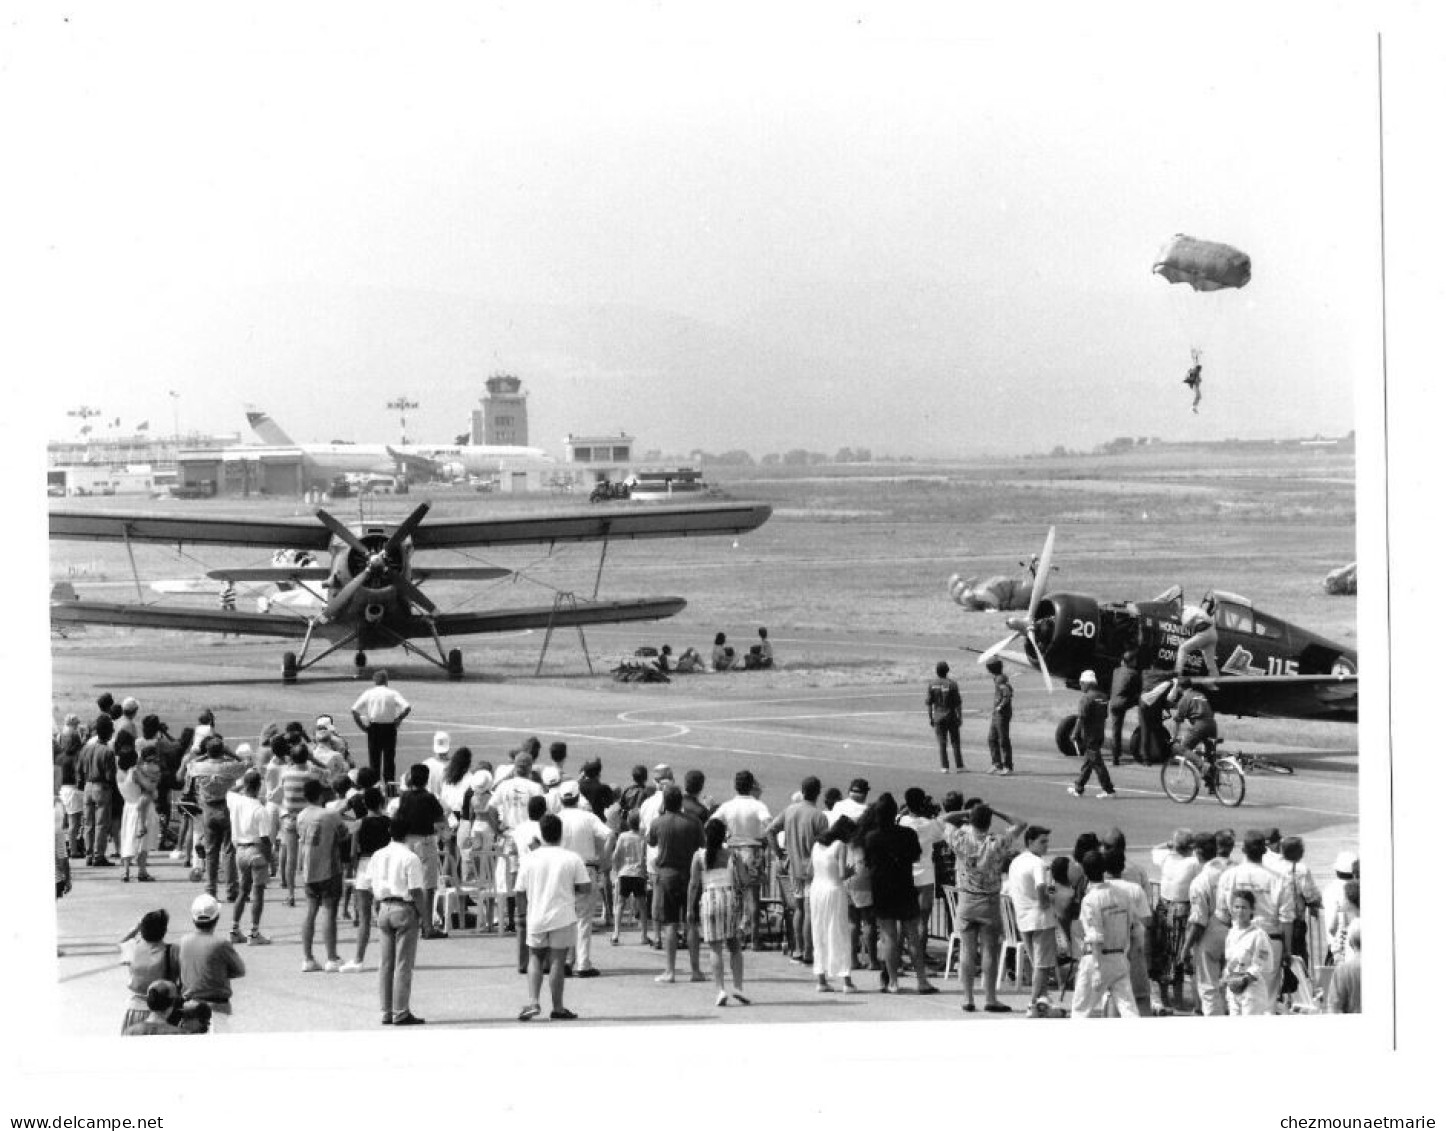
[646,785,705,981]
[226,770,275,946]
[611,810,647,945]
[296,778,345,972]
[343,786,391,972]
[514,814,592,1022]
[948,801,1026,1012]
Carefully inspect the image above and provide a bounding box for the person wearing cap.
[366,816,428,1025]
[1321,849,1359,960]
[186,734,247,900]
[540,765,565,814]
[984,658,1014,774]
[1182,832,1230,1015]
[178,893,246,1032]
[1069,850,1139,1018]
[1066,670,1116,799]
[311,716,354,785]
[925,661,965,773]
[1215,830,1294,1002]
[558,779,615,976]
[395,763,448,939]
[421,731,451,805]
[830,778,869,828]
[226,769,274,946]
[350,670,412,784]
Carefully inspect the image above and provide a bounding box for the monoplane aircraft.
[50,500,771,681]
[974,529,1357,756]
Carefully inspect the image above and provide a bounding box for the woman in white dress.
[116,743,158,883]
[810,816,858,993]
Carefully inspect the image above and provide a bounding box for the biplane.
[975,528,1358,754]
[49,500,771,681]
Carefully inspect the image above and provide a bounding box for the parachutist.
[1183,355,1203,413]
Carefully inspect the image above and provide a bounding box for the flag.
[136,420,149,431]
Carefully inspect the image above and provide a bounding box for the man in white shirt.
[366,817,427,1026]
[1215,829,1294,1001]
[713,770,772,951]
[514,813,591,1022]
[558,781,614,977]
[422,732,451,801]
[828,778,869,827]
[1182,832,1230,1016]
[350,670,411,784]
[225,770,275,946]
[1007,825,1059,1012]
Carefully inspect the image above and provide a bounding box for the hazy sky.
[16,9,1381,456]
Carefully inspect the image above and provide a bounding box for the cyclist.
[1170,678,1219,790]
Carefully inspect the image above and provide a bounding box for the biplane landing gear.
[354,651,368,676]
[1055,716,1079,756]
[282,652,298,683]
[447,649,464,680]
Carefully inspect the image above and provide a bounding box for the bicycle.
[1230,751,1295,776]
[1160,740,1246,807]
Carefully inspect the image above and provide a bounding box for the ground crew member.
[1070,850,1139,1017]
[985,659,1013,774]
[1181,832,1231,1016]
[1175,602,1220,677]
[926,661,964,773]
[1171,677,1219,784]
[1108,650,1142,766]
[1067,671,1115,798]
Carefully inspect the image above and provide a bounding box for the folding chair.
[433,851,483,934]
[941,887,968,981]
[997,896,1033,993]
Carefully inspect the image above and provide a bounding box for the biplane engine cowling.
[1028,593,1102,681]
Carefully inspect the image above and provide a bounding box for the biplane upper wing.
[49,599,314,638]
[408,502,772,550]
[49,511,334,550]
[407,597,688,639]
[1196,673,1359,723]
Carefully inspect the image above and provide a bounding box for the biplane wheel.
[1055,716,1079,756]
[447,649,464,679]
[282,652,298,683]
[354,651,367,670]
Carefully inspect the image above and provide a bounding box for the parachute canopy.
[1152,234,1252,291]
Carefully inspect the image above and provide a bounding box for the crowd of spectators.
[53,687,1361,1029]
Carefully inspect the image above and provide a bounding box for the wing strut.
[535,592,595,676]
[591,519,613,600]
[122,524,144,602]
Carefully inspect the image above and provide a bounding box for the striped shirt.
[279,765,320,817]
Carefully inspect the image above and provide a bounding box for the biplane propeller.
[49,499,772,681]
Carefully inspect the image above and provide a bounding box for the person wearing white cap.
[177,893,245,1032]
[541,765,564,814]
[1320,850,1359,959]
[1066,671,1116,799]
[116,696,141,739]
[558,780,615,976]
[311,716,353,785]
[423,732,451,802]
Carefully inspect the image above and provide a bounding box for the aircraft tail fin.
[246,408,295,446]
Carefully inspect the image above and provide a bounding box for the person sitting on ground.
[123,980,182,1036]
[673,647,705,673]
[711,633,735,672]
[756,627,774,668]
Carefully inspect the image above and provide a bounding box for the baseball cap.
[1079,670,1098,685]
[469,769,493,792]
[653,763,674,781]
[235,743,253,759]
[848,777,870,795]
[122,696,140,712]
[542,766,562,787]
[191,894,221,923]
[1333,850,1359,875]
[433,731,450,755]
[559,780,581,801]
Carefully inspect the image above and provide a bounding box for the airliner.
[245,409,553,486]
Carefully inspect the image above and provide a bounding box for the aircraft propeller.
[318,503,437,619]
[979,525,1055,691]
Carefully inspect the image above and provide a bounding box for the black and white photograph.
[9,3,1440,1126]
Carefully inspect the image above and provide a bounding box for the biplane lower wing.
[417,597,687,638]
[50,600,314,638]
[49,511,334,549]
[1196,673,1359,723]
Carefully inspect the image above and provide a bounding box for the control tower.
[470,373,529,446]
